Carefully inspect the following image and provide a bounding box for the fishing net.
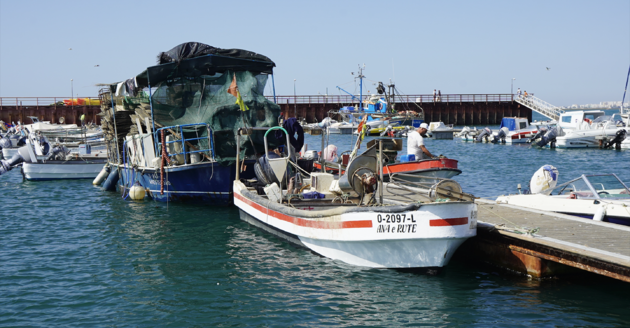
[101,43,281,166]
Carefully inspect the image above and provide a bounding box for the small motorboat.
[234,127,477,269]
[427,122,455,140]
[496,165,630,226]
[554,112,624,148]
[458,117,538,143]
[0,133,107,180]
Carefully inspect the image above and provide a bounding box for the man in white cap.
[407,122,434,160]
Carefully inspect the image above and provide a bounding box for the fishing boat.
[0,133,107,180]
[313,137,462,185]
[496,166,630,226]
[233,126,477,269]
[97,42,280,204]
[330,67,423,136]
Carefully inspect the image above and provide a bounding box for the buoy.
[593,205,606,221]
[128,181,146,200]
[102,169,119,192]
[92,164,110,185]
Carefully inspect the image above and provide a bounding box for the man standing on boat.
[407,123,434,160]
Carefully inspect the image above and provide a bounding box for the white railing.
[514,95,564,121]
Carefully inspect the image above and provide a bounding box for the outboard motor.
[318,117,334,128]
[604,129,627,149]
[380,125,393,137]
[529,165,559,194]
[534,127,559,147]
[0,136,10,150]
[0,145,32,176]
[48,145,69,161]
[475,127,493,142]
[457,126,470,138]
[492,127,509,143]
[528,127,547,144]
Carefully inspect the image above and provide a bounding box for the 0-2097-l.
[377,214,416,224]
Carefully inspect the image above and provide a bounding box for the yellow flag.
[227,73,249,111]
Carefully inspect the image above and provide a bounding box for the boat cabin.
[499,117,529,131]
[558,110,606,130]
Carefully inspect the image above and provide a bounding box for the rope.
[477,203,539,235]
[160,130,170,195]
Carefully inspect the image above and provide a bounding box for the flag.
[227,73,249,111]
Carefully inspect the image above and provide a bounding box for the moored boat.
[233,127,477,269]
[496,166,630,226]
[0,133,107,180]
[97,42,279,204]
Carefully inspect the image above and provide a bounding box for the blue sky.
[1,0,628,107]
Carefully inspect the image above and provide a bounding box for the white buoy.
[92,164,110,185]
[129,181,146,201]
[593,205,606,221]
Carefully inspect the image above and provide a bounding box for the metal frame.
[154,123,215,165]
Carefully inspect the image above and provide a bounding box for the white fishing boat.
[496,165,630,226]
[233,126,477,269]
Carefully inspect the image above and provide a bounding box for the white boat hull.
[234,182,476,268]
[555,130,619,148]
[496,194,630,225]
[22,161,106,180]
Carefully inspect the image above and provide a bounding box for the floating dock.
[459,199,630,282]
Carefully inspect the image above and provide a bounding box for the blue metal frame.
[154,123,215,165]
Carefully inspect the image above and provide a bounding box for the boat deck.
[468,198,630,282]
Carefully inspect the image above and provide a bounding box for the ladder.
[514,95,564,121]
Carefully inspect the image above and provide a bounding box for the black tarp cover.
[157,42,275,67]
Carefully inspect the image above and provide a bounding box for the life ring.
[59,116,65,124]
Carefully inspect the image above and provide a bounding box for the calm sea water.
[2,113,630,327]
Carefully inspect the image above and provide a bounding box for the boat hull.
[234,182,477,268]
[118,161,244,205]
[22,160,107,180]
[497,194,630,226]
[555,128,620,148]
[382,159,461,184]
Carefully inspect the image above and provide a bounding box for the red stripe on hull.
[235,192,372,229]
[430,217,468,226]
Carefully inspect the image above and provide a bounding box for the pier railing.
[514,95,563,121]
[266,94,516,105]
[0,94,519,108]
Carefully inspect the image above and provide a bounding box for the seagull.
[94,65,100,67]
[69,48,72,50]
[546,67,551,70]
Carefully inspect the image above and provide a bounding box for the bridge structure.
[0,93,547,127]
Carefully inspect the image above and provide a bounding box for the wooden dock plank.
[475,199,630,259]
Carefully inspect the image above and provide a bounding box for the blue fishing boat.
[98,42,281,204]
